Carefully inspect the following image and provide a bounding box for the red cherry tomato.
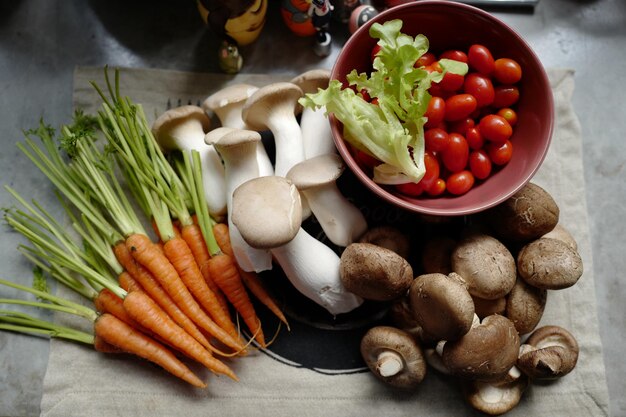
[465,126,484,150]
[354,149,380,169]
[424,96,446,128]
[494,58,522,84]
[416,51,436,68]
[468,44,495,75]
[359,89,371,102]
[396,181,424,197]
[479,114,513,144]
[448,117,475,135]
[463,73,495,107]
[418,151,440,190]
[493,85,520,108]
[469,149,492,180]
[446,170,475,195]
[442,133,469,172]
[487,140,514,165]
[426,178,446,196]
[439,49,468,63]
[424,127,450,152]
[371,44,382,62]
[496,107,518,126]
[444,94,477,121]
[430,61,464,92]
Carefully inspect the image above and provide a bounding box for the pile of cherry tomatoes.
[357,44,522,197]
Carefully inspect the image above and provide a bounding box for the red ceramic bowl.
[330,1,554,216]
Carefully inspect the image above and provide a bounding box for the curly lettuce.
[300,19,468,185]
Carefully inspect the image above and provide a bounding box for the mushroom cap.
[472,295,507,319]
[463,375,529,416]
[290,69,331,94]
[360,326,426,389]
[505,278,547,335]
[358,226,411,260]
[152,105,210,150]
[202,83,259,114]
[451,233,517,300]
[409,273,475,341]
[230,176,302,249]
[241,82,303,131]
[443,314,520,381]
[517,325,579,379]
[516,237,583,290]
[205,127,261,148]
[339,242,413,301]
[286,153,345,190]
[204,126,237,146]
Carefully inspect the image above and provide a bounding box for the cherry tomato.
[426,178,446,196]
[424,127,450,152]
[354,149,380,169]
[359,89,371,102]
[469,149,492,180]
[416,51,436,68]
[442,133,469,172]
[430,61,464,92]
[371,44,382,62]
[439,49,468,63]
[418,151,440,190]
[465,126,484,150]
[496,107,518,126]
[449,117,475,135]
[396,181,424,197]
[479,114,513,143]
[487,140,514,165]
[446,170,475,195]
[493,85,520,108]
[468,44,495,75]
[428,83,452,100]
[444,94,477,121]
[424,96,446,128]
[494,58,522,84]
[463,73,495,107]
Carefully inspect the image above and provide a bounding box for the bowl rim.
[329,0,555,216]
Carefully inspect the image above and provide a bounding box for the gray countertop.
[1,1,624,416]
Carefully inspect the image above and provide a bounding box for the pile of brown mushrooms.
[354,183,583,415]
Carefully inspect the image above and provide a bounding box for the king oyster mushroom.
[151,105,227,217]
[286,154,367,247]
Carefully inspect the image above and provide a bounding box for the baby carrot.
[95,313,207,388]
[113,241,215,352]
[122,290,238,381]
[126,233,244,353]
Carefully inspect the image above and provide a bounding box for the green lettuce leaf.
[299,19,468,185]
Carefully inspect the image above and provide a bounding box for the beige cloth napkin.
[39,67,609,416]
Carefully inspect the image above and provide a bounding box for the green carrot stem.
[188,151,221,256]
[0,311,95,345]
[0,298,98,321]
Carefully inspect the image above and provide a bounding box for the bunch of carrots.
[0,69,288,388]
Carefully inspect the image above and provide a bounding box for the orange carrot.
[94,287,147,332]
[125,233,244,352]
[179,223,229,314]
[94,312,207,388]
[93,334,123,354]
[122,291,238,381]
[213,222,289,329]
[113,241,215,352]
[208,252,266,347]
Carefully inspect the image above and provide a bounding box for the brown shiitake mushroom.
[517,238,583,290]
[463,374,529,416]
[421,236,456,274]
[542,223,578,251]
[358,226,411,260]
[484,182,560,243]
[360,326,426,389]
[409,273,475,342]
[451,233,517,300]
[388,295,436,345]
[340,242,413,301]
[442,314,520,381]
[517,325,579,379]
[505,278,547,335]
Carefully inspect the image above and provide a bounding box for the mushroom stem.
[270,228,363,315]
[377,351,405,377]
[268,113,305,177]
[301,106,336,158]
